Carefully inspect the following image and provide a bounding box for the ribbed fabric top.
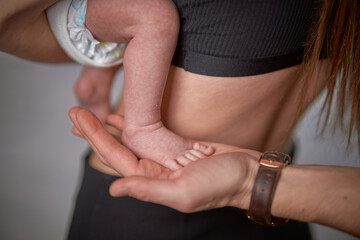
[171,0,319,77]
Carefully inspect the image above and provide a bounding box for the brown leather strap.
[247,151,290,226]
[249,165,281,225]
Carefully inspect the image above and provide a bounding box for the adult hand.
[69,106,170,178]
[69,107,261,212]
[69,107,360,237]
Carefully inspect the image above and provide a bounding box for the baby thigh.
[85,0,179,44]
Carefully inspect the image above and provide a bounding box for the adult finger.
[69,107,86,138]
[106,114,125,131]
[76,108,139,176]
[70,107,139,176]
[72,125,83,138]
[69,107,111,167]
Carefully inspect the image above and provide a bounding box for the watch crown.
[259,151,291,168]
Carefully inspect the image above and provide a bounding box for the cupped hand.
[69,106,171,178]
[69,107,261,212]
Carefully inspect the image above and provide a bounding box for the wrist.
[229,153,260,210]
[246,151,291,225]
[243,158,260,210]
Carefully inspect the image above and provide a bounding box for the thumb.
[110,176,182,208]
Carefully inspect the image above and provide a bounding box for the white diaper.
[46,0,126,67]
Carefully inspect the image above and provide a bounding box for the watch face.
[260,151,291,168]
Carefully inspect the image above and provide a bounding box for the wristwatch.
[246,151,291,226]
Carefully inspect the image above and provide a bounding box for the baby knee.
[140,0,180,37]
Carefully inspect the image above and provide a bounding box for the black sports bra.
[171,0,319,77]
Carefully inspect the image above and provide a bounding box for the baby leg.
[86,0,214,169]
[119,1,214,169]
[74,66,118,122]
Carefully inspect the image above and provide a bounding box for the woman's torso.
[91,62,329,174]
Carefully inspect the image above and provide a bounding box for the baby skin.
[75,0,214,170]
[75,66,118,123]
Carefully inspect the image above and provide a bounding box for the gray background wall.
[0,52,359,240]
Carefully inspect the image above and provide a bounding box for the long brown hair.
[302,0,360,146]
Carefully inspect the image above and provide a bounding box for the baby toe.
[184,152,199,161]
[193,142,215,156]
[175,155,192,166]
[164,160,183,171]
[188,149,206,159]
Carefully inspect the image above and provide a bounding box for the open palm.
[69,107,260,212]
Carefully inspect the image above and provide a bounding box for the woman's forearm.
[270,165,360,237]
[0,1,71,63]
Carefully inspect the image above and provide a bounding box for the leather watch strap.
[249,165,282,224]
[247,151,290,226]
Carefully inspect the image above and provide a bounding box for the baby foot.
[121,122,214,170]
[74,66,117,122]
